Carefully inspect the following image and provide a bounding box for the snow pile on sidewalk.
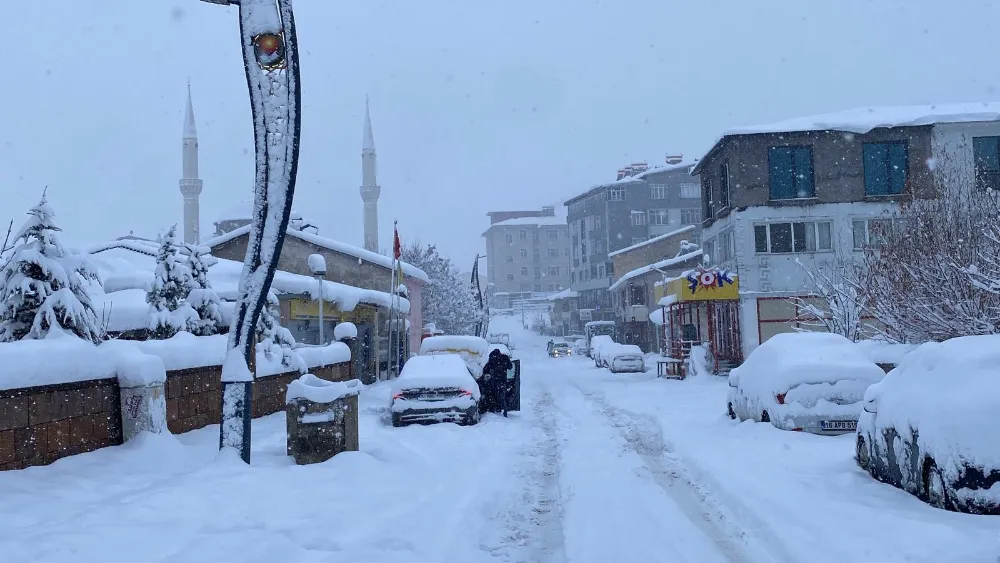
[861,335,1000,495]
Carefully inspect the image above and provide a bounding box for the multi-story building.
[482,206,571,298]
[564,156,702,322]
[693,103,1000,356]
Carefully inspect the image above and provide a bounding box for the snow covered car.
[549,342,572,357]
[606,344,645,373]
[572,341,588,356]
[390,354,482,427]
[727,332,885,434]
[856,335,1000,514]
[589,335,615,368]
[419,334,490,377]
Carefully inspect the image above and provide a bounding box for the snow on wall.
[286,373,361,403]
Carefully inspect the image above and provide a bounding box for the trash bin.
[285,374,361,465]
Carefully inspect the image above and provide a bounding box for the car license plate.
[820,420,856,431]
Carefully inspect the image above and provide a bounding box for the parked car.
[727,332,885,434]
[589,335,615,367]
[419,335,490,376]
[549,342,572,357]
[390,354,481,427]
[606,343,645,373]
[857,335,1000,514]
[572,340,589,356]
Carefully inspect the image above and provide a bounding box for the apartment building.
[482,206,571,297]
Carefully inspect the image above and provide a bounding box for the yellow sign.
[665,268,739,303]
[289,299,376,324]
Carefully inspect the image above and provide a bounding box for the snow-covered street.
[0,321,994,563]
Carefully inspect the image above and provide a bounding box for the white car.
[589,335,615,367]
[727,332,885,434]
[390,354,482,427]
[419,334,490,376]
[606,343,645,373]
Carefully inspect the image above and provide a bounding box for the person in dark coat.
[482,348,513,416]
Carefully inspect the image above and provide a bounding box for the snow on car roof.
[862,334,1000,473]
[393,354,478,393]
[420,335,489,355]
[732,332,885,396]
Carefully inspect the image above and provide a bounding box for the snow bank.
[286,374,361,404]
[853,339,917,366]
[98,340,166,387]
[295,342,351,367]
[391,355,480,398]
[861,335,1000,482]
[97,288,151,332]
[133,333,228,371]
[333,322,357,341]
[733,332,885,398]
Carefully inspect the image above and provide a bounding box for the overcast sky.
[3,0,1000,267]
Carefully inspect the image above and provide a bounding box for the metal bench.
[657,358,685,380]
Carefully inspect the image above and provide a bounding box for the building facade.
[482,206,571,297]
[565,158,702,321]
[694,104,1000,356]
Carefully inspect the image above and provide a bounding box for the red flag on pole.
[393,224,401,260]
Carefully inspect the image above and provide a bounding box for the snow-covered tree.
[790,258,870,342]
[185,245,224,336]
[257,290,304,370]
[401,242,479,335]
[0,194,103,343]
[146,225,196,339]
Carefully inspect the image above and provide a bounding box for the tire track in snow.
[574,384,798,563]
[481,388,567,563]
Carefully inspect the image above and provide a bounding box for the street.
[0,321,994,563]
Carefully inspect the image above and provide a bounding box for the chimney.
[630,162,649,175]
[541,206,555,216]
[616,168,629,180]
[665,154,684,165]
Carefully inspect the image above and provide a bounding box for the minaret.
[360,96,381,252]
[179,81,203,245]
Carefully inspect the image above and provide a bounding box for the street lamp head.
[308,253,327,277]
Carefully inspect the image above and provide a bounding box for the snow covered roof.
[566,160,699,205]
[608,250,704,292]
[213,201,305,225]
[694,102,1000,174]
[607,225,696,258]
[489,213,567,228]
[201,224,429,283]
[547,288,579,301]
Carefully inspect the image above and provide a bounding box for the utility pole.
[200,0,302,464]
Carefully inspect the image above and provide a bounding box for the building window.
[718,229,735,262]
[680,182,700,198]
[609,187,627,201]
[680,208,700,225]
[863,142,908,196]
[719,163,731,209]
[519,248,527,259]
[595,215,603,229]
[505,255,514,263]
[598,264,605,278]
[768,146,815,200]
[506,273,514,281]
[534,284,542,292]
[505,234,513,244]
[548,266,560,276]
[753,221,832,253]
[564,248,570,257]
[533,231,540,243]
[520,266,528,276]
[973,136,1000,191]
[650,184,667,199]
[519,230,527,240]
[547,248,559,258]
[548,284,556,291]
[534,267,541,279]
[703,240,716,264]
[648,209,669,226]
[630,236,644,246]
[631,211,647,226]
[853,218,904,249]
[548,230,558,240]
[563,266,570,275]
[533,248,540,260]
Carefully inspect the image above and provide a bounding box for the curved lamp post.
[200,0,302,464]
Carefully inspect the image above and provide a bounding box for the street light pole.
[200,0,302,464]
[308,254,327,344]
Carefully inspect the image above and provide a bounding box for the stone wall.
[166,362,351,435]
[0,361,351,471]
[0,379,123,471]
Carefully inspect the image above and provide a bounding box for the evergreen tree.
[0,194,103,343]
[257,290,304,370]
[185,245,223,336]
[146,225,196,339]
[400,242,478,335]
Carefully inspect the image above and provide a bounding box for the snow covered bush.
[401,242,478,335]
[0,194,104,343]
[185,245,224,336]
[146,225,197,339]
[257,290,304,371]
